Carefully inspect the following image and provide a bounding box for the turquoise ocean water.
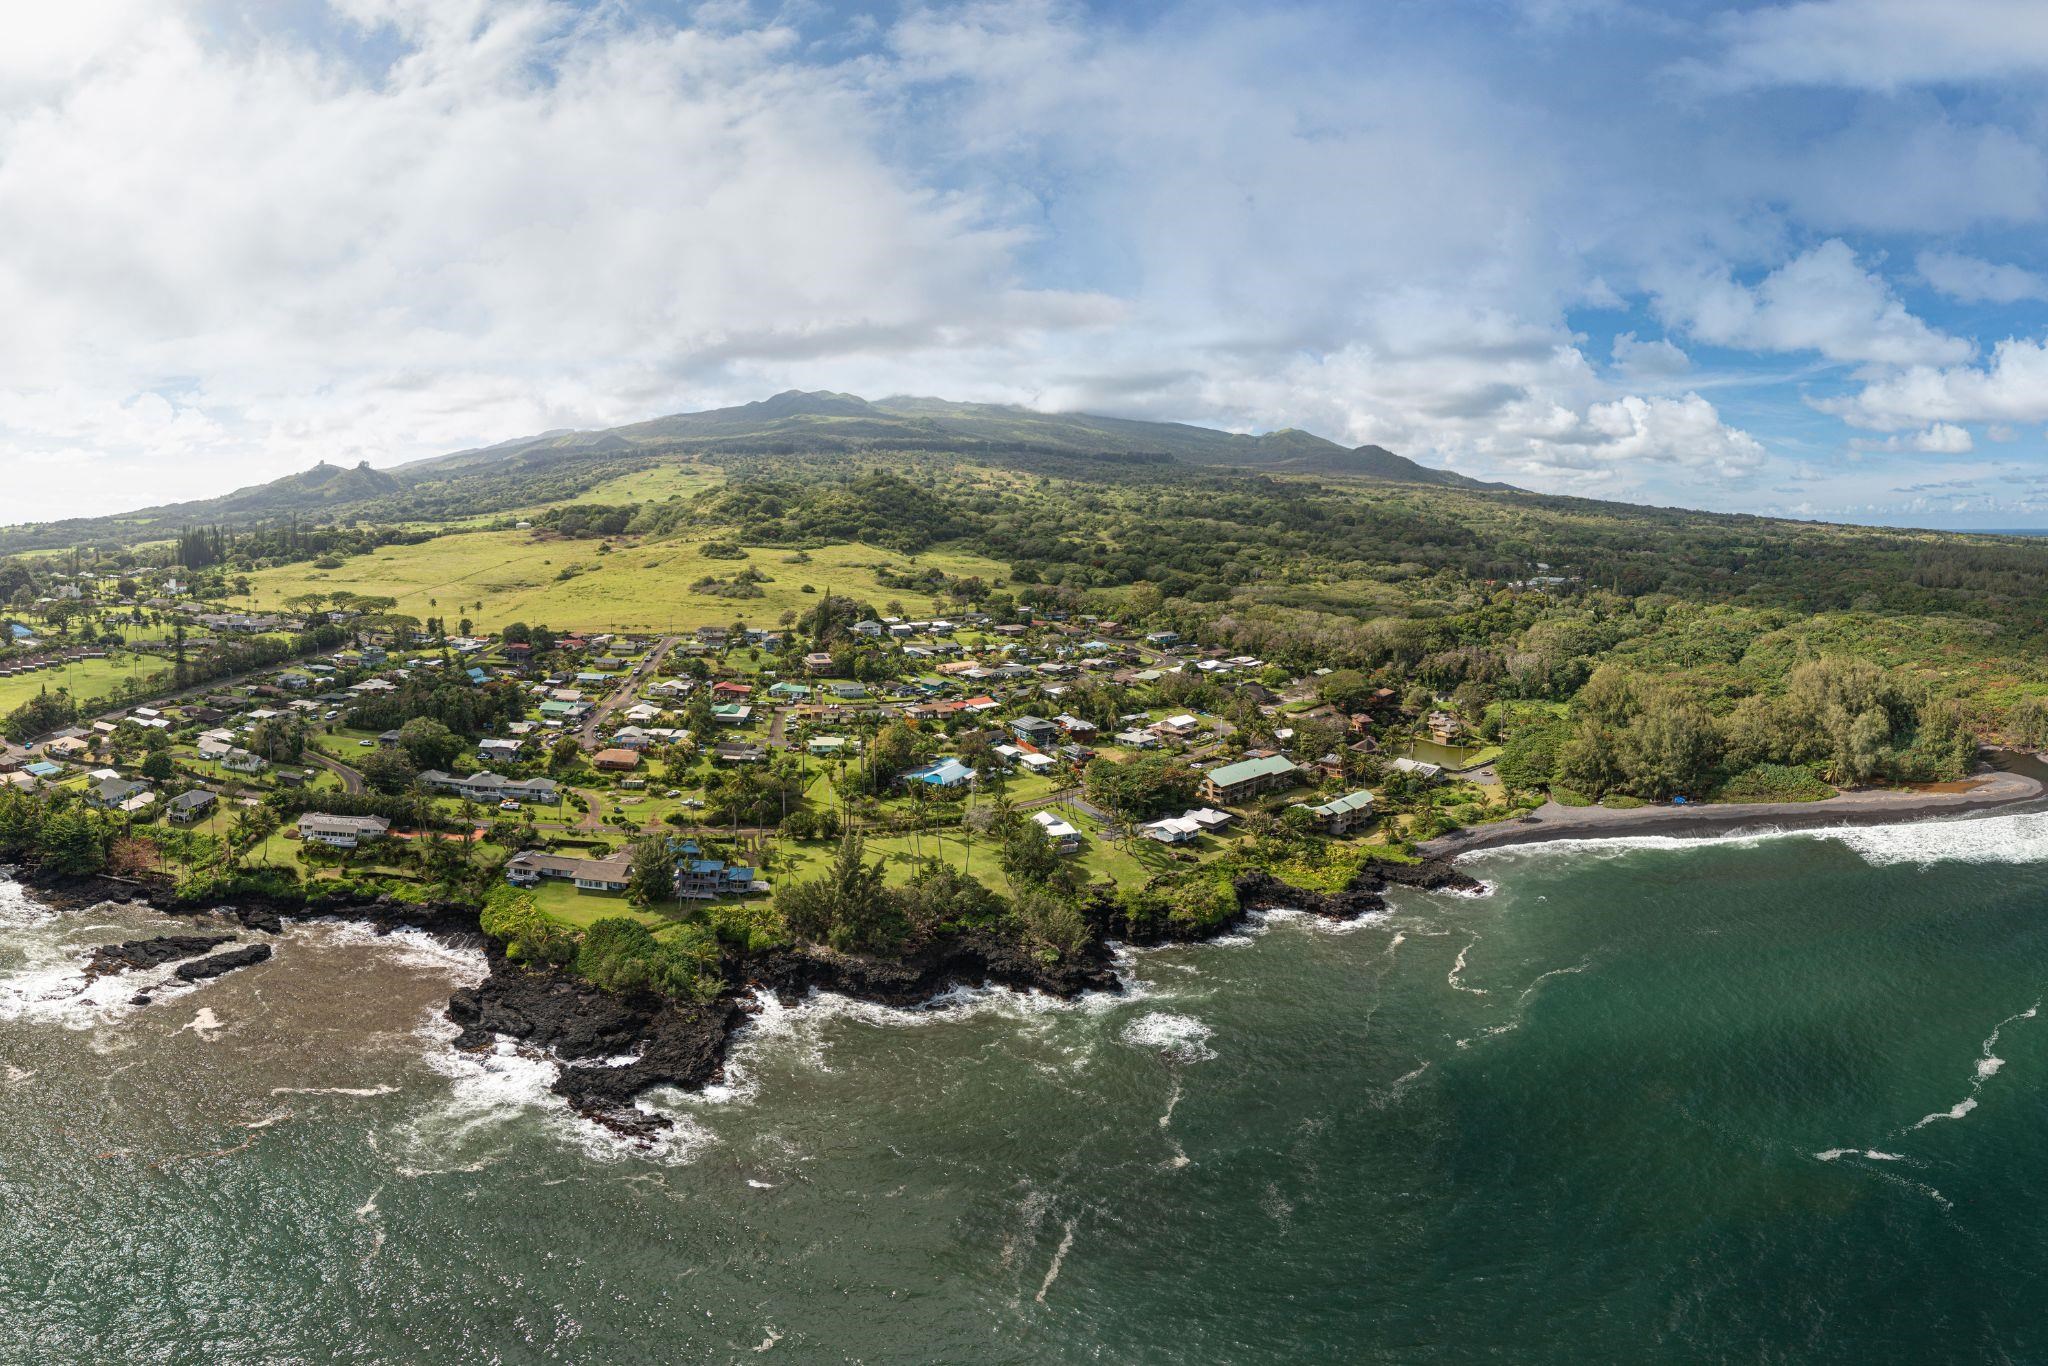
[5,811,2048,1362]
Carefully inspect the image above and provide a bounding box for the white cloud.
[1,0,2041,527]
[1917,250,2048,304]
[1850,423,1975,454]
[1823,338,2048,430]
[1650,240,1970,367]
[1610,332,1691,381]
[0,1,1123,519]
[1695,0,2048,92]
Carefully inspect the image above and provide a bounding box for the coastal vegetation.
[9,393,2048,1022]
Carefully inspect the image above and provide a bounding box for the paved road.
[578,635,678,751]
[304,750,365,794]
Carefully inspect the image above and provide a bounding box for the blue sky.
[6,0,2048,527]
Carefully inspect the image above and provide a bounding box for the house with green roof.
[1200,753,1302,806]
[1299,788,1376,835]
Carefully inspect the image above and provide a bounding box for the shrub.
[575,917,721,1001]
[1713,763,1835,803]
[480,887,578,967]
[704,899,789,953]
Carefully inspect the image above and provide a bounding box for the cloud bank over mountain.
[4,0,2048,526]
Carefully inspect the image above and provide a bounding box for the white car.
[499,799,521,811]
[356,739,373,747]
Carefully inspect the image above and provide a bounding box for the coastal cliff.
[10,851,1478,1134]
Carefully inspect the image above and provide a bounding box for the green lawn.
[239,529,1011,634]
[0,654,169,713]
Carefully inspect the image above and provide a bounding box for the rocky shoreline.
[8,852,1478,1136]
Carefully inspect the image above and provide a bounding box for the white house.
[298,814,390,848]
[1031,810,1082,852]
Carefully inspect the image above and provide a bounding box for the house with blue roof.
[674,855,766,900]
[902,758,976,789]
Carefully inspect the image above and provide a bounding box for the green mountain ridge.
[410,390,1502,486]
[0,392,1502,551]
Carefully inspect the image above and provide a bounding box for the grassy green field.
[239,530,1010,633]
[547,461,726,508]
[0,655,169,713]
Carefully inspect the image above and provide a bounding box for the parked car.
[356,739,373,747]
[499,799,521,811]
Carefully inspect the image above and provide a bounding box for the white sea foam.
[1516,961,1592,1006]
[1463,810,2048,871]
[1119,1011,1216,1064]
[1901,1000,2038,1133]
[691,982,1141,1107]
[1034,1220,1077,1304]
[1816,1148,1909,1163]
[393,1018,716,1170]
[1911,1097,1979,1130]
[1446,936,1487,995]
[0,935,207,1030]
[299,921,489,985]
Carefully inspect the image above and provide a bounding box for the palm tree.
[225,808,259,871]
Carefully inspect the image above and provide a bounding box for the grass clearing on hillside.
[240,530,1011,633]
[552,462,726,507]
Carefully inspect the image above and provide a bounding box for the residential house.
[902,758,976,788]
[674,857,765,900]
[1299,789,1376,836]
[591,748,641,772]
[1139,807,1233,844]
[1031,810,1082,852]
[1199,754,1302,805]
[89,776,152,809]
[166,790,218,824]
[417,770,560,804]
[298,813,391,847]
[1009,715,1061,745]
[712,741,767,764]
[221,749,268,775]
[1389,757,1444,782]
[504,850,632,892]
[477,738,525,764]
